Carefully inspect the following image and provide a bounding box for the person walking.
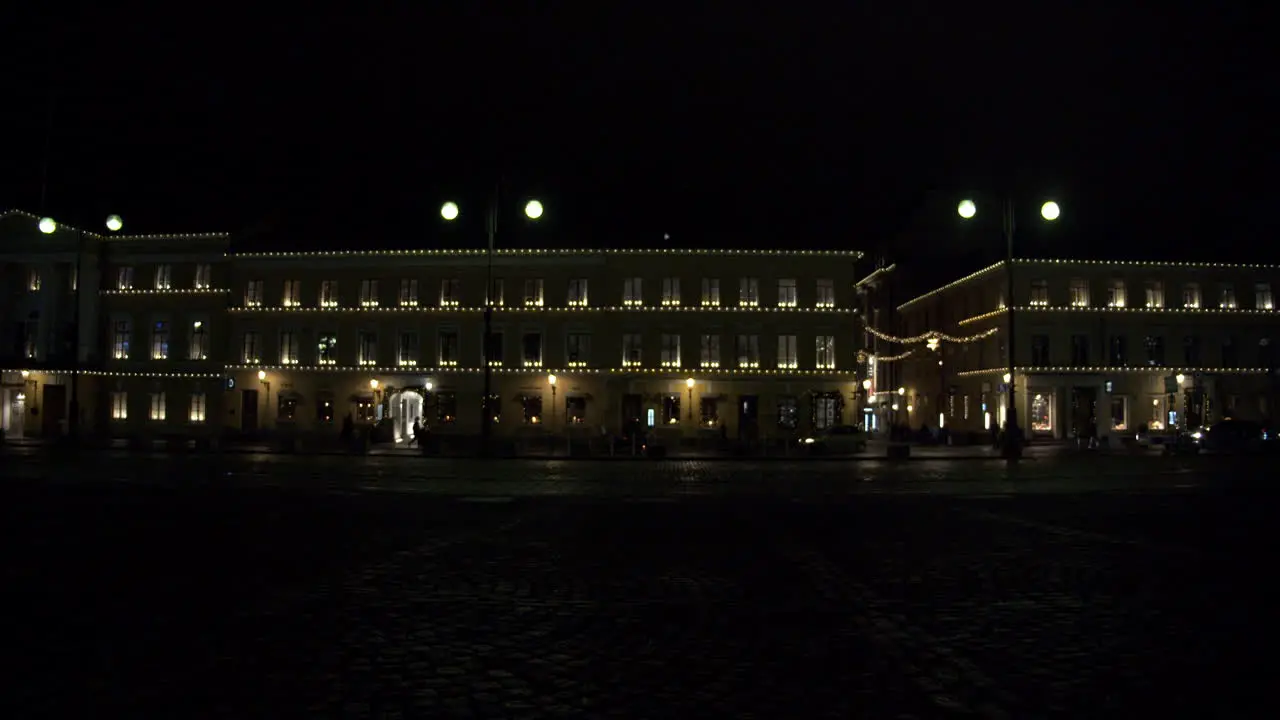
[407,417,421,447]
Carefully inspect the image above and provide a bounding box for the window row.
[110,319,212,360]
[109,391,207,423]
[1030,278,1274,310]
[235,330,844,370]
[1027,333,1277,368]
[108,264,215,291]
[241,276,840,309]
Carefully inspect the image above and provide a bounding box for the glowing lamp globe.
[1003,372,1012,384]
[1040,201,1061,221]
[38,217,57,234]
[440,202,459,221]
[425,381,434,392]
[257,370,266,381]
[524,200,544,219]
[861,379,872,391]
[1175,373,1186,385]
[548,374,557,386]
[369,379,379,390]
[957,199,976,219]
[106,214,123,232]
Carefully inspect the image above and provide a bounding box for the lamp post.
[686,378,695,421]
[548,374,557,426]
[257,370,270,425]
[441,194,543,457]
[958,198,1060,459]
[39,214,122,442]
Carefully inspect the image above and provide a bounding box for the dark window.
[521,332,542,366]
[565,396,586,424]
[316,394,334,423]
[661,395,681,425]
[699,398,719,425]
[1222,337,1237,367]
[1109,336,1127,366]
[485,331,503,364]
[1183,336,1201,366]
[278,395,298,421]
[1144,336,1165,366]
[1261,338,1276,368]
[1031,335,1050,366]
[484,394,500,423]
[436,392,457,423]
[777,396,799,429]
[522,395,543,424]
[1070,334,1089,366]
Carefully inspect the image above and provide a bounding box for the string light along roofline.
[225,304,857,314]
[957,305,1280,326]
[854,263,897,288]
[956,365,1273,378]
[1,209,229,241]
[896,257,1280,312]
[223,364,863,377]
[228,248,865,259]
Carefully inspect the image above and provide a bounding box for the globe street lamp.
[441,193,544,457]
[959,197,1061,459]
[38,217,57,234]
[686,378,695,421]
[548,374,557,426]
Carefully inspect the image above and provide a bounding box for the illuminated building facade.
[892,258,1280,440]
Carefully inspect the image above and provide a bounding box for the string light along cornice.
[225,364,861,377]
[87,370,223,379]
[895,261,1006,311]
[864,325,998,345]
[874,350,915,362]
[226,305,855,315]
[1013,258,1280,270]
[957,365,1272,378]
[957,305,1280,326]
[854,264,897,288]
[229,248,865,260]
[1,209,228,241]
[101,289,231,296]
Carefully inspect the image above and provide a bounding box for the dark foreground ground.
[0,452,1275,717]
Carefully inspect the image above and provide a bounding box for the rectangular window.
[316,393,335,423]
[739,277,759,307]
[242,331,260,364]
[149,392,166,421]
[1221,337,1237,367]
[660,334,681,367]
[623,277,643,306]
[661,395,681,425]
[661,277,680,306]
[399,278,419,306]
[359,279,379,307]
[777,335,798,368]
[777,278,797,307]
[154,265,172,290]
[189,393,207,423]
[1220,283,1237,309]
[279,330,299,365]
[278,395,298,422]
[151,321,170,359]
[1107,279,1126,308]
[1183,335,1200,366]
[1182,282,1201,308]
[815,335,836,369]
[777,396,798,429]
[1029,279,1049,306]
[522,396,543,425]
[1255,283,1274,310]
[111,392,128,420]
[567,279,588,306]
[700,334,721,368]
[488,278,504,306]
[521,332,543,367]
[566,396,587,425]
[1070,334,1089,365]
[436,392,457,424]
[320,280,339,307]
[189,321,207,360]
[28,268,41,292]
[524,278,545,307]
[1111,396,1128,431]
[1145,281,1164,308]
[358,331,377,366]
[398,332,418,366]
[438,330,459,365]
[1260,338,1276,368]
[622,333,643,366]
[566,333,591,366]
[194,264,212,290]
[815,279,835,308]
[1109,335,1127,366]
[70,266,77,292]
[700,398,720,426]
[1069,278,1089,307]
[485,331,503,366]
[282,279,302,306]
[1031,334,1050,365]
[1144,335,1165,366]
[244,280,264,307]
[701,278,720,307]
[440,278,460,306]
[113,320,131,359]
[737,334,760,367]
[117,266,134,290]
[317,333,338,365]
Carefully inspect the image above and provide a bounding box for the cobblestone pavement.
[0,461,1275,717]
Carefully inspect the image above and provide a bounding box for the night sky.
[4,7,1274,288]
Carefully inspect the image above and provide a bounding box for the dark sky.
[3,6,1274,279]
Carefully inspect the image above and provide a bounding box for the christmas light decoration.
[100,288,230,296]
[863,325,998,345]
[221,364,862,377]
[230,247,864,259]
[957,365,1272,378]
[958,305,1280,326]
[226,304,855,315]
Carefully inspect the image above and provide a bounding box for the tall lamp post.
[39,214,123,442]
[548,374,557,426]
[957,197,1060,459]
[257,370,271,426]
[686,378,695,421]
[441,195,543,457]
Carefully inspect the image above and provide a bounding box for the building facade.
[4,209,869,448]
[889,258,1280,441]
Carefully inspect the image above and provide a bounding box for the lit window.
[194,264,212,289]
[189,393,207,423]
[660,334,681,367]
[488,279,504,306]
[113,320,131,359]
[279,331,299,365]
[485,331,503,366]
[1182,282,1201,308]
[777,279,797,307]
[662,395,681,425]
[359,279,379,307]
[566,333,591,367]
[151,321,170,360]
[278,396,298,422]
[700,398,720,426]
[319,280,339,307]
[111,392,128,420]
[521,332,543,367]
[1107,279,1126,308]
[399,278,419,306]
[440,279,460,307]
[154,265,172,290]
[623,277,643,306]
[739,278,759,307]
[815,279,834,308]
[661,278,681,306]
[358,331,377,366]
[522,396,543,425]
[565,396,587,424]
[117,266,134,290]
[736,334,760,368]
[317,333,338,365]
[701,278,720,306]
[1069,278,1089,307]
[149,392,166,421]
[1145,281,1164,308]
[438,330,459,365]
[27,268,41,292]
[777,396,798,429]
[242,331,260,364]
[189,321,207,360]
[622,333,643,366]
[815,335,836,369]
[244,280,264,307]
[1220,284,1237,309]
[398,332,419,366]
[1029,279,1049,306]
[524,278,545,307]
[700,334,721,368]
[1256,283,1274,310]
[282,280,302,306]
[776,335,797,368]
[567,279,588,306]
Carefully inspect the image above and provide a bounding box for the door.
[41,384,66,436]
[1070,386,1097,439]
[738,395,759,440]
[5,388,25,438]
[621,394,642,439]
[241,389,259,432]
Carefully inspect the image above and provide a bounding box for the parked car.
[803,425,868,454]
[1134,428,1179,448]
[1197,419,1268,454]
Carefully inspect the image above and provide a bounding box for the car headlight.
[803,437,815,444]
[1190,431,1202,440]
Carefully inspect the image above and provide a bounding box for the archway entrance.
[389,390,424,442]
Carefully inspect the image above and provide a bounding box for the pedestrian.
[407,417,420,447]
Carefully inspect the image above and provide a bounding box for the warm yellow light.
[1041,201,1061,221]
[440,202,459,221]
[861,379,872,390]
[369,379,379,390]
[525,200,544,219]
[105,214,123,232]
[957,199,976,219]
[425,381,434,392]
[1175,373,1186,384]
[21,370,30,378]
[907,404,914,412]
[686,377,695,388]
[38,217,57,234]
[548,373,557,386]
[897,387,905,396]
[1003,372,1012,383]
[891,403,899,411]
[257,370,266,381]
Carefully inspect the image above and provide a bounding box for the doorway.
[738,395,759,440]
[621,394,642,438]
[42,384,66,436]
[1070,386,1097,439]
[241,389,259,432]
[390,390,424,441]
[4,388,26,438]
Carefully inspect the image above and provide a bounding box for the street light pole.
[1002,198,1020,459]
[481,188,497,458]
